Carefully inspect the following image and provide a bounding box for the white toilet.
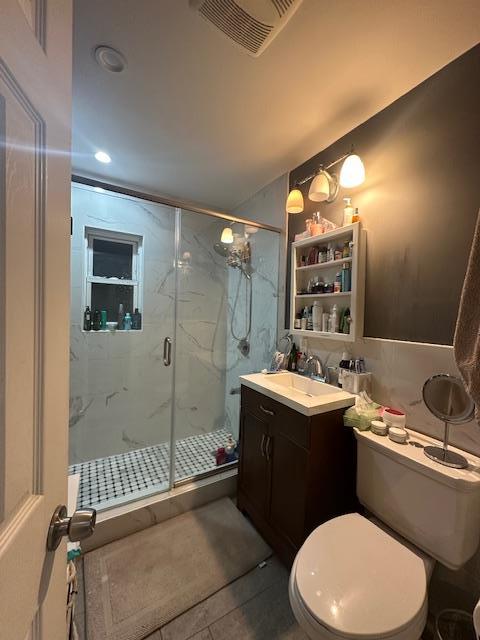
[289,428,480,640]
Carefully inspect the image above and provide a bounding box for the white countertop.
[240,372,355,416]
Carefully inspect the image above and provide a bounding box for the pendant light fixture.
[220,226,234,244]
[339,153,365,188]
[286,187,304,214]
[308,169,339,203]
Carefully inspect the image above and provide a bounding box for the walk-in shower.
[69,182,280,512]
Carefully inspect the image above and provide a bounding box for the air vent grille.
[192,0,303,57]
[199,0,273,55]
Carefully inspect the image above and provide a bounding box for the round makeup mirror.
[422,374,474,469]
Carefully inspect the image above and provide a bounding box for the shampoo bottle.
[343,197,354,226]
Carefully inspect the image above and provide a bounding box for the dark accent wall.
[287,45,480,345]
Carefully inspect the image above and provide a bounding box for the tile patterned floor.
[69,428,235,511]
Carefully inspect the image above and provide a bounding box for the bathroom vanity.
[237,372,357,566]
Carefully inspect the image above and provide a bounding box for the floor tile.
[69,429,236,511]
[209,578,308,640]
[161,557,284,640]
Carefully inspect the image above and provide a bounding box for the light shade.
[339,154,365,188]
[286,188,304,214]
[221,227,234,244]
[308,172,329,202]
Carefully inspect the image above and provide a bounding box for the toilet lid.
[295,514,427,639]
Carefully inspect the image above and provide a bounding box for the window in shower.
[85,228,143,321]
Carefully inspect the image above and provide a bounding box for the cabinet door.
[239,409,270,516]
[268,428,309,548]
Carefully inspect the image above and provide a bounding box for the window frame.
[83,227,144,324]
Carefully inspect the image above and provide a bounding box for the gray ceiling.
[72,0,480,211]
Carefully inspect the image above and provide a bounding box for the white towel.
[454,209,480,424]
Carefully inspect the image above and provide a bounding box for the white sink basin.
[240,372,355,416]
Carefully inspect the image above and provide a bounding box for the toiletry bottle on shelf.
[312,301,322,331]
[117,303,125,330]
[322,312,329,332]
[343,197,354,226]
[334,272,342,293]
[341,308,351,334]
[341,262,351,292]
[307,306,313,331]
[301,307,308,330]
[83,306,92,331]
[329,304,339,333]
[123,312,132,331]
[352,207,360,223]
[343,240,350,258]
[132,308,142,330]
[92,310,101,331]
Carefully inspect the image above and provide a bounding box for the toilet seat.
[290,514,428,639]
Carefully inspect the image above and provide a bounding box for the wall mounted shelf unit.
[290,223,366,342]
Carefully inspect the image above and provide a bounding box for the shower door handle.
[163,337,172,366]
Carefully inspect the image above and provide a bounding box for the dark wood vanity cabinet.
[237,385,357,566]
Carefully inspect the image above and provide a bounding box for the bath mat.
[84,497,271,640]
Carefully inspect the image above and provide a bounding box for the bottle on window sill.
[132,308,142,330]
[117,303,125,330]
[83,306,92,331]
[92,310,101,331]
[123,312,132,331]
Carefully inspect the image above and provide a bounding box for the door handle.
[259,404,275,416]
[265,436,272,462]
[163,337,172,366]
[260,433,267,457]
[47,505,96,551]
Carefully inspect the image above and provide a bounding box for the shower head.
[213,242,229,258]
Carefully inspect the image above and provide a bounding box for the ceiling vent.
[190,0,303,57]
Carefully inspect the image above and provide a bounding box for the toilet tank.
[355,428,480,570]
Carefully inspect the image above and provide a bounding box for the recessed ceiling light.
[94,45,127,73]
[94,151,111,164]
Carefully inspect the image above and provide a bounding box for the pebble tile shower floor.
[69,428,233,511]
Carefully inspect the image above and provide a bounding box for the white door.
[0,1,73,639]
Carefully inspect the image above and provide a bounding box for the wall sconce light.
[339,153,365,188]
[286,148,365,213]
[308,169,339,203]
[220,226,234,244]
[285,187,304,214]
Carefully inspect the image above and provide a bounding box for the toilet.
[289,428,480,640]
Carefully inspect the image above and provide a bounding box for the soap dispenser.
[343,197,354,226]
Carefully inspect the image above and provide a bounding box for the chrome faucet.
[305,355,326,381]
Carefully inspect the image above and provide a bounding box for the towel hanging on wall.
[454,208,480,424]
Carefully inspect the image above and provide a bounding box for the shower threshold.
[69,428,236,512]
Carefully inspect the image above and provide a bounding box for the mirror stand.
[424,421,468,469]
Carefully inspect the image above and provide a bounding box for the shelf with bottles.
[296,257,352,272]
[290,222,365,342]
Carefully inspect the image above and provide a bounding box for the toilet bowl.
[289,514,430,640]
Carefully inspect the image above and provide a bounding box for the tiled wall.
[224,227,280,437]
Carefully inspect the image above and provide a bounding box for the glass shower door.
[172,209,280,484]
[69,184,177,511]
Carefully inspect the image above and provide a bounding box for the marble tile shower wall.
[70,185,228,464]
[224,229,280,438]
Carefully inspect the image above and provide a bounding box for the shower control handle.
[47,505,96,551]
[163,337,172,366]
